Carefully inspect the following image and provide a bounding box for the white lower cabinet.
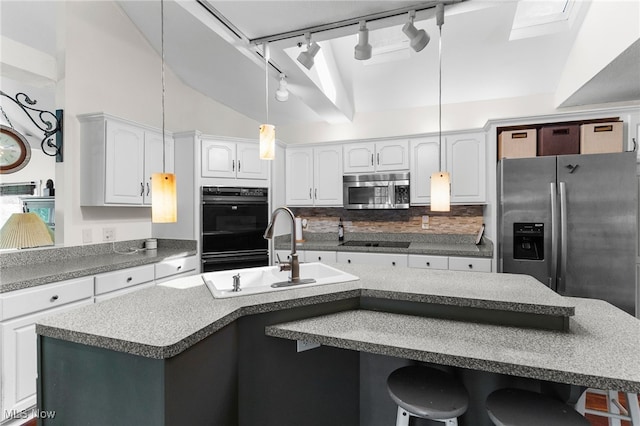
[0,278,94,423]
[154,255,199,284]
[337,251,408,268]
[448,256,492,272]
[407,254,449,270]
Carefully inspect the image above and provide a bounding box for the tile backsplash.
[290,206,484,235]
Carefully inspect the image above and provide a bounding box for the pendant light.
[430,3,450,212]
[259,42,275,160]
[151,0,177,223]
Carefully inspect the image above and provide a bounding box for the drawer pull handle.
[177,266,182,271]
[127,277,133,282]
[50,295,59,302]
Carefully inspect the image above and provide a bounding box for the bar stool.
[575,388,640,426]
[387,365,469,426]
[486,388,591,426]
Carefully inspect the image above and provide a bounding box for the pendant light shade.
[259,124,275,160]
[0,212,54,249]
[151,173,177,223]
[430,171,450,212]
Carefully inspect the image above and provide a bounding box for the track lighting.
[275,73,288,102]
[297,33,320,70]
[354,21,372,60]
[402,10,430,52]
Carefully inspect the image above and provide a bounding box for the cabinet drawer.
[94,264,155,295]
[1,277,94,321]
[408,255,448,270]
[155,256,198,280]
[302,250,337,263]
[337,252,407,267]
[448,257,491,272]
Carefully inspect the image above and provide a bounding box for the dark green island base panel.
[37,299,360,426]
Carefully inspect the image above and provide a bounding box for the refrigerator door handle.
[550,182,558,291]
[559,181,568,293]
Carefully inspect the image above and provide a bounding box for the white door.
[445,132,486,203]
[236,142,268,180]
[343,143,375,173]
[105,120,145,204]
[286,148,314,205]
[409,138,440,205]
[0,299,93,422]
[375,140,409,171]
[201,139,236,178]
[313,146,343,206]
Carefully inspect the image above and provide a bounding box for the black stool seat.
[387,366,469,420]
[486,388,591,426]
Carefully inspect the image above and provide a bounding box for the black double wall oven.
[201,186,269,272]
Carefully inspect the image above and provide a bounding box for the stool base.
[396,406,459,426]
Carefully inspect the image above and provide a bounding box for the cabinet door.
[201,139,236,178]
[343,143,375,173]
[445,133,486,203]
[286,148,314,206]
[375,140,409,171]
[1,299,93,422]
[409,138,440,205]
[314,146,343,206]
[143,130,174,205]
[236,142,268,180]
[105,120,145,204]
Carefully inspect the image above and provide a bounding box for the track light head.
[402,11,430,52]
[275,73,288,102]
[354,21,372,60]
[297,33,320,70]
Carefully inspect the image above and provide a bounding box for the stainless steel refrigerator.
[498,152,637,315]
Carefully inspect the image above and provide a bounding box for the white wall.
[60,1,259,246]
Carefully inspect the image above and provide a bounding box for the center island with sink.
[35,261,640,426]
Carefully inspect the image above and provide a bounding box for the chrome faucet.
[264,206,314,285]
[232,273,241,292]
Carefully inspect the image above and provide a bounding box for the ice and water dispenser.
[513,223,544,260]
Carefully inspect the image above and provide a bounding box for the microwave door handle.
[389,182,395,207]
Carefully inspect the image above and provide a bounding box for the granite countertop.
[276,232,493,258]
[266,300,640,393]
[0,239,197,293]
[34,262,640,392]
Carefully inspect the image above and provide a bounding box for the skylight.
[510,0,581,40]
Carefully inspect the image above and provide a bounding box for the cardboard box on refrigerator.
[580,122,623,154]
[498,129,537,159]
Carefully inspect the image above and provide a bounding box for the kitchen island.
[35,263,640,426]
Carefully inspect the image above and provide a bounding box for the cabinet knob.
[177,265,182,271]
[127,277,133,282]
[318,256,322,261]
[392,261,396,266]
[50,295,59,302]
[348,259,351,264]
[426,262,430,266]
[468,264,473,269]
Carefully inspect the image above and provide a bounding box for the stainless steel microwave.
[343,173,410,209]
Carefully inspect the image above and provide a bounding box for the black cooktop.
[340,241,410,248]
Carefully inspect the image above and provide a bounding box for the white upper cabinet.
[286,146,342,206]
[410,132,486,205]
[409,137,440,205]
[201,138,268,180]
[79,113,174,206]
[343,140,409,173]
[445,132,486,203]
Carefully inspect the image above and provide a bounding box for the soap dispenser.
[338,218,344,242]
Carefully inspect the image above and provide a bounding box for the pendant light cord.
[264,43,269,123]
[438,23,442,171]
[161,0,166,173]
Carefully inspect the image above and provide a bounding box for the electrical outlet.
[82,228,92,243]
[103,227,115,242]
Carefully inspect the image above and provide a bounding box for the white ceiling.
[3,1,639,128]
